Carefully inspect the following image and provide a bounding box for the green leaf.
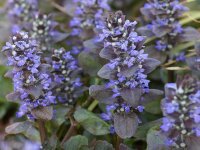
[146,128,169,150]
[145,99,162,114]
[144,46,167,64]
[93,141,114,150]
[145,100,161,114]
[24,125,40,141]
[78,50,102,76]
[53,106,71,126]
[135,119,162,140]
[63,135,88,150]
[180,11,200,25]
[74,108,110,135]
[5,121,40,141]
[5,121,32,134]
[44,134,58,150]
[0,12,10,42]
[0,66,12,102]
[0,103,9,118]
[172,42,194,55]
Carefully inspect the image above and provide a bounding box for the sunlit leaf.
[74,108,110,135]
[63,135,88,150]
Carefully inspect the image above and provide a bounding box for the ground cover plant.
[0,0,200,150]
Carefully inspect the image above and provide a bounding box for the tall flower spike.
[2,32,55,120]
[52,48,83,105]
[7,0,38,33]
[161,75,200,149]
[67,0,110,76]
[90,11,162,139]
[187,42,200,76]
[70,0,110,36]
[140,0,200,62]
[31,13,57,52]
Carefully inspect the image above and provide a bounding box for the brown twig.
[116,135,122,150]
[51,1,68,15]
[37,120,47,145]
[61,109,78,146]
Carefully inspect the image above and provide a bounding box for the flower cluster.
[2,32,55,118]
[7,0,38,33]
[52,48,82,105]
[161,75,200,149]
[31,13,57,52]
[90,11,161,138]
[140,0,188,52]
[187,43,200,75]
[7,0,58,55]
[70,0,110,36]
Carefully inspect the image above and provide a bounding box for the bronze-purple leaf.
[6,92,20,102]
[143,58,161,74]
[120,65,139,78]
[140,7,154,19]
[52,31,69,43]
[145,46,167,64]
[152,26,171,37]
[186,136,200,150]
[99,47,116,60]
[180,27,200,42]
[89,85,116,104]
[137,26,153,37]
[98,64,115,79]
[114,113,139,139]
[31,106,53,120]
[120,88,142,107]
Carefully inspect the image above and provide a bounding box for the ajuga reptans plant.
[52,48,83,105]
[140,0,200,62]
[70,0,110,36]
[90,11,163,138]
[2,32,55,120]
[187,42,200,77]
[7,0,38,33]
[161,75,200,149]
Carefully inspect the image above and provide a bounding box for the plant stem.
[60,122,77,146]
[37,120,47,145]
[167,70,174,82]
[116,135,122,150]
[88,100,99,111]
[61,109,78,146]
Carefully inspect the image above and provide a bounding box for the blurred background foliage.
[0,0,200,149]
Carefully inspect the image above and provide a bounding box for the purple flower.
[71,0,110,34]
[7,0,38,32]
[160,117,174,132]
[52,48,83,105]
[90,11,161,137]
[140,0,189,52]
[161,75,200,148]
[31,13,57,52]
[163,102,179,114]
[2,32,55,118]
[176,52,186,62]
